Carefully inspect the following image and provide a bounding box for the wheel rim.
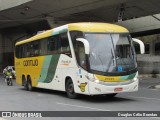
[67,83,74,94]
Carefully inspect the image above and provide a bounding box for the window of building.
[155,42,160,55]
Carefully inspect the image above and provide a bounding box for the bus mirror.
[132,38,145,54]
[76,38,90,54]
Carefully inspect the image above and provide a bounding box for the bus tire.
[27,76,33,91]
[66,79,78,99]
[22,76,27,90]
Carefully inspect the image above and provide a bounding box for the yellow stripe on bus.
[68,22,128,33]
[95,74,124,82]
[16,29,53,45]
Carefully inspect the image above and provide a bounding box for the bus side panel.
[73,68,90,95]
[15,56,45,87]
[37,54,63,90]
[59,54,90,95]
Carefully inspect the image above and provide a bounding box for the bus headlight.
[95,80,100,83]
[85,75,100,83]
[133,77,139,81]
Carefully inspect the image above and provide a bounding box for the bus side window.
[47,36,57,54]
[40,38,47,56]
[16,45,23,58]
[59,33,71,57]
[70,31,84,49]
[25,43,31,57]
[30,41,40,57]
[21,44,25,58]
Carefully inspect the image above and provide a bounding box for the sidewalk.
[139,74,160,89]
[139,74,160,79]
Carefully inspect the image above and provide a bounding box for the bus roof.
[68,22,128,33]
[16,22,128,45]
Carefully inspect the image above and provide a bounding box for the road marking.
[56,102,111,111]
[0,118,7,120]
[129,96,160,101]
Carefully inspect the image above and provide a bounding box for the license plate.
[114,88,123,92]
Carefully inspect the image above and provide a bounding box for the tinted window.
[15,45,22,58]
[59,33,71,57]
[15,32,71,58]
[30,41,40,57]
[70,31,84,49]
[47,35,59,54]
[40,38,47,56]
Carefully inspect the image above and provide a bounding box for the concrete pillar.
[0,33,3,72]
[150,41,155,56]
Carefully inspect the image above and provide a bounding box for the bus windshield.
[85,33,137,74]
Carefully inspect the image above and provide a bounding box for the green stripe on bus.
[120,75,129,80]
[38,55,52,82]
[43,54,60,83]
[39,54,60,83]
[127,72,136,80]
[120,72,136,81]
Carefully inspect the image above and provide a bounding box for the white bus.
[15,23,144,98]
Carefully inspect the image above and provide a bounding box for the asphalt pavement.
[0,75,160,120]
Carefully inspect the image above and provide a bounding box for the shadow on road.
[18,87,137,103]
[77,95,136,103]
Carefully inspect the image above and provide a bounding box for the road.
[0,75,160,120]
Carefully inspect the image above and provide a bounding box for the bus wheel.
[22,76,27,90]
[66,79,77,99]
[27,76,33,91]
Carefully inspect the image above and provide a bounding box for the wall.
[137,55,160,75]
[0,33,3,72]
[0,28,32,72]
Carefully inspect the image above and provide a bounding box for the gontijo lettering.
[23,59,38,66]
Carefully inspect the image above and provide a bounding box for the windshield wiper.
[110,34,118,68]
[111,49,114,65]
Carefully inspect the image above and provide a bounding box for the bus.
[15,22,144,99]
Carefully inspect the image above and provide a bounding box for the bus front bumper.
[88,79,139,95]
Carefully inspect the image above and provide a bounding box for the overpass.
[0,0,160,75]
